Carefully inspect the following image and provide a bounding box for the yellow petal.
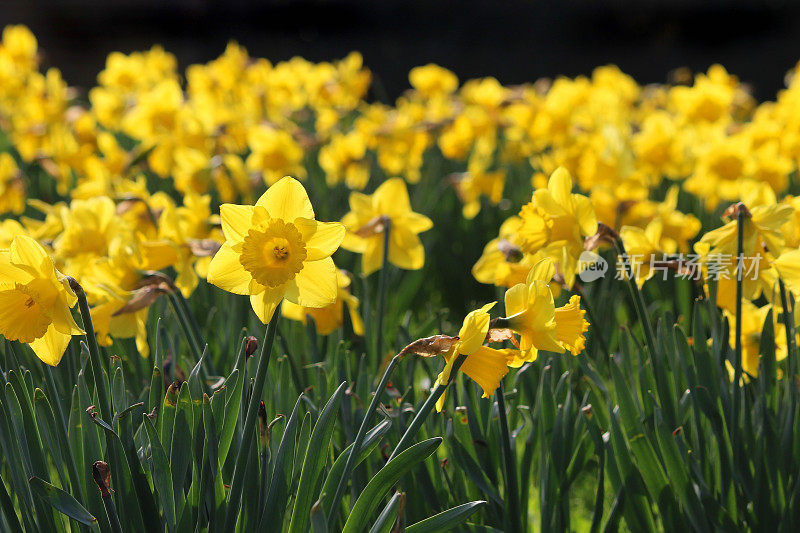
[573,195,598,236]
[10,235,51,275]
[526,257,555,284]
[341,232,368,254]
[504,283,527,316]
[775,250,800,295]
[250,285,286,323]
[457,302,496,355]
[286,257,337,308]
[281,300,307,323]
[256,176,314,222]
[220,204,255,242]
[139,240,179,271]
[374,178,411,219]
[362,237,384,276]
[0,256,33,286]
[294,218,346,261]
[388,228,425,270]
[461,346,511,397]
[50,295,84,336]
[547,167,574,209]
[207,243,252,295]
[29,324,71,366]
[347,191,373,218]
[402,212,433,234]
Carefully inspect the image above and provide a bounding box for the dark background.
[4,0,800,102]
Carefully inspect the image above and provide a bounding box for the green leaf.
[144,413,177,530]
[218,368,242,466]
[288,382,346,533]
[368,492,403,533]
[319,419,392,515]
[0,471,23,533]
[342,438,442,533]
[311,501,329,533]
[405,500,486,533]
[171,382,194,510]
[29,476,96,527]
[261,394,304,530]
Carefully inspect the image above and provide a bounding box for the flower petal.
[457,302,496,355]
[294,218,346,261]
[547,167,574,208]
[374,178,411,219]
[29,324,71,366]
[10,235,51,275]
[287,257,337,308]
[220,204,255,242]
[256,176,314,222]
[461,346,512,397]
[504,283,527,316]
[207,243,252,295]
[250,285,286,324]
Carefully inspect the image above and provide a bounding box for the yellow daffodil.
[695,194,793,312]
[340,178,433,275]
[0,152,24,215]
[452,170,505,220]
[517,167,598,287]
[724,302,788,381]
[619,219,663,286]
[207,176,345,323]
[502,259,589,364]
[472,216,538,288]
[0,235,83,365]
[435,302,515,411]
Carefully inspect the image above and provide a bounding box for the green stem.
[575,284,610,359]
[779,279,796,385]
[613,240,658,358]
[167,293,204,362]
[222,304,281,532]
[733,209,745,389]
[328,354,401,518]
[72,280,162,530]
[387,354,467,461]
[70,280,112,424]
[375,219,392,364]
[496,381,522,533]
[174,288,216,375]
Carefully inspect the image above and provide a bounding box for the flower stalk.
[222,303,281,531]
[375,218,392,364]
[613,238,658,358]
[496,381,522,533]
[328,352,402,518]
[388,353,467,461]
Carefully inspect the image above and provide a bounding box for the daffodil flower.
[207,176,345,323]
[517,167,598,287]
[341,178,433,275]
[501,259,589,365]
[435,302,514,411]
[0,235,83,365]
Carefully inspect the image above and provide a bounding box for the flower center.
[239,219,307,288]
